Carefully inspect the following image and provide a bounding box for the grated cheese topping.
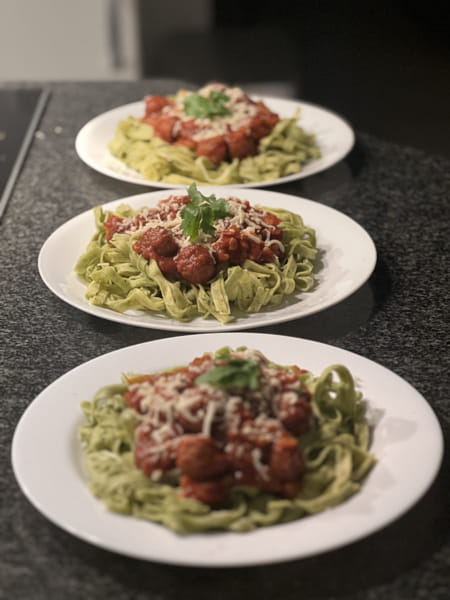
[129,349,311,479]
[160,83,261,141]
[112,194,285,255]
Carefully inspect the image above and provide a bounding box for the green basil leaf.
[196,358,261,390]
[183,92,231,118]
[180,183,229,241]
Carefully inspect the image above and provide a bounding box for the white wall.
[0,0,141,80]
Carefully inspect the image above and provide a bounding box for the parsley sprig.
[180,183,229,242]
[196,357,261,390]
[183,91,231,119]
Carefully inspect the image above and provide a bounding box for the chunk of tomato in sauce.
[103,214,125,242]
[173,138,197,151]
[144,95,172,116]
[157,195,190,220]
[142,114,178,142]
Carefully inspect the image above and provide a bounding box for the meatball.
[178,118,201,139]
[143,115,178,142]
[249,103,280,140]
[180,474,232,505]
[175,245,216,284]
[176,436,231,480]
[173,138,197,151]
[269,436,305,483]
[225,128,257,159]
[196,135,228,164]
[173,388,211,433]
[134,423,178,476]
[155,256,178,279]
[275,392,313,435]
[145,95,171,115]
[134,227,178,258]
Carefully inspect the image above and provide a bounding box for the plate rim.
[37,187,377,332]
[11,332,444,567]
[74,95,355,189]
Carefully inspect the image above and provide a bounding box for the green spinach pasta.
[74,185,317,324]
[108,83,321,185]
[79,347,375,534]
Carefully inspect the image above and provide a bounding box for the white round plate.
[75,97,355,188]
[38,187,376,332]
[12,333,443,567]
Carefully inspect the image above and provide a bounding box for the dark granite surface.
[0,81,449,600]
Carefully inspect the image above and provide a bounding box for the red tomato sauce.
[124,350,312,505]
[103,194,285,286]
[140,84,280,165]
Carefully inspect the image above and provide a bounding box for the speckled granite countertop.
[0,81,449,600]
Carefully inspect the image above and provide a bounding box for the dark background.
[137,0,450,158]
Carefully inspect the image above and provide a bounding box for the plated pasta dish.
[108,83,321,185]
[74,184,318,324]
[79,346,375,534]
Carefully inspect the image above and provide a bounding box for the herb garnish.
[180,183,229,242]
[183,91,231,119]
[196,357,261,390]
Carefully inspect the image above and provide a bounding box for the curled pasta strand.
[75,205,318,323]
[109,113,321,185]
[79,357,375,534]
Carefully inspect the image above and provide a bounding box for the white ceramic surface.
[12,333,444,567]
[38,188,376,331]
[75,97,355,188]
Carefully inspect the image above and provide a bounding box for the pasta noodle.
[108,83,321,185]
[78,349,375,533]
[74,191,317,324]
[109,115,321,185]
